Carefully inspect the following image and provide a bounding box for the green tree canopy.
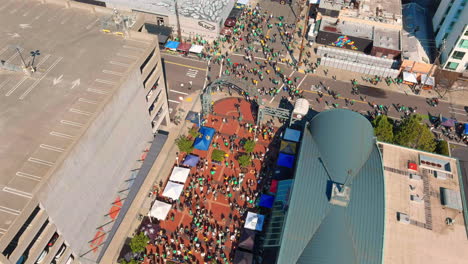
[436,140,450,156]
[243,139,256,153]
[394,115,436,152]
[188,127,201,138]
[129,232,149,254]
[371,115,394,143]
[211,149,226,162]
[238,154,252,168]
[176,135,194,153]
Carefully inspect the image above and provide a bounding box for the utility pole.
[419,39,446,91]
[174,0,182,41]
[298,1,311,66]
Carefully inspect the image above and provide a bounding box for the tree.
[188,127,201,138]
[394,115,436,152]
[238,154,252,168]
[129,232,149,254]
[211,149,226,162]
[436,140,450,156]
[176,135,194,153]
[371,115,394,143]
[243,139,256,153]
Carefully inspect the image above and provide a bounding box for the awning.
[238,229,256,251]
[183,154,199,167]
[280,140,296,155]
[169,167,190,183]
[277,153,295,169]
[189,44,203,54]
[194,126,215,151]
[420,74,435,86]
[259,194,275,208]
[244,212,265,231]
[165,41,179,50]
[233,250,253,264]
[177,42,192,52]
[149,200,172,220]
[283,128,301,142]
[403,71,418,83]
[162,181,184,200]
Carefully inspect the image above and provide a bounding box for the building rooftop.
[276,109,385,264]
[373,28,401,51]
[0,0,154,240]
[401,3,433,63]
[320,17,374,39]
[105,0,234,22]
[380,143,468,264]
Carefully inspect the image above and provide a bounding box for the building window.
[452,51,466,60]
[448,21,456,31]
[459,40,468,49]
[445,61,459,70]
[140,49,155,73]
[454,9,462,19]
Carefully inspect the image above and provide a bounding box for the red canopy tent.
[269,179,278,193]
[177,42,192,53]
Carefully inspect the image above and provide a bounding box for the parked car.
[224,17,237,27]
[35,249,48,264]
[55,244,66,260]
[47,233,59,247]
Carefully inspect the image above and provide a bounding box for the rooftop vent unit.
[329,182,351,207]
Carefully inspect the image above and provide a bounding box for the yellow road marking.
[165,60,207,71]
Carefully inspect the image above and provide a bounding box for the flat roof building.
[262,109,468,264]
[0,0,169,263]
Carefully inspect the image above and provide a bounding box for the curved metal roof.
[276,109,385,264]
[309,109,375,184]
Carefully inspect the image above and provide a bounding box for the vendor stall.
[149,200,172,220]
[162,181,184,200]
[238,229,256,251]
[189,44,204,54]
[165,41,179,51]
[402,71,418,85]
[277,153,295,169]
[244,212,265,231]
[183,154,200,167]
[169,166,190,183]
[194,126,215,151]
[280,140,297,155]
[283,128,301,142]
[419,74,435,90]
[177,42,192,53]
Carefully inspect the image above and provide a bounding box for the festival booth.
[269,179,278,193]
[277,153,295,169]
[279,140,297,155]
[149,200,172,220]
[244,212,265,231]
[189,44,203,54]
[283,128,301,142]
[165,41,180,51]
[441,118,456,128]
[169,167,190,183]
[139,220,161,241]
[177,42,192,54]
[233,250,253,264]
[259,194,275,208]
[183,154,200,167]
[194,126,216,151]
[402,71,418,86]
[464,124,468,135]
[272,166,293,180]
[185,111,201,125]
[220,27,234,36]
[419,74,435,90]
[238,229,256,251]
[162,181,184,200]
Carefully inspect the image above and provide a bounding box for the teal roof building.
[274,109,385,264]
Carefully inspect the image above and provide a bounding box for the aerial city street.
[0,0,467,264]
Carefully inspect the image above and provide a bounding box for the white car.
[35,249,48,263]
[55,244,66,260]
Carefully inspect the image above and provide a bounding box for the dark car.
[224,17,237,27]
[47,233,59,247]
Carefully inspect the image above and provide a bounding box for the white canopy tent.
[237,0,250,5]
[244,212,265,231]
[420,74,435,86]
[149,200,172,220]
[403,71,418,84]
[169,167,190,183]
[189,45,203,54]
[293,98,309,117]
[162,181,184,200]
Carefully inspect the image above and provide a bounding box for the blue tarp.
[464,124,468,135]
[165,41,180,50]
[259,194,275,208]
[283,128,301,142]
[194,126,215,151]
[183,154,199,167]
[185,111,201,126]
[277,153,295,168]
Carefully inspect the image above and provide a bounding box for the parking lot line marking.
[50,131,74,139]
[3,187,32,199]
[16,171,41,181]
[5,77,28,96]
[87,88,109,95]
[110,60,131,67]
[168,99,180,104]
[86,18,100,30]
[28,157,54,166]
[60,120,84,128]
[449,107,465,111]
[19,56,62,100]
[165,60,207,71]
[40,144,64,153]
[170,89,189,95]
[103,70,124,76]
[0,206,20,216]
[79,98,99,105]
[95,79,117,85]
[70,108,93,116]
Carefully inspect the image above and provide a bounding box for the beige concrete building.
[0,0,169,263]
[380,142,468,264]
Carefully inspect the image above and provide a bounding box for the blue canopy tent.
[283,128,301,142]
[259,194,275,208]
[165,41,180,50]
[464,124,468,135]
[277,153,295,168]
[185,111,201,126]
[194,127,215,151]
[183,154,199,167]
